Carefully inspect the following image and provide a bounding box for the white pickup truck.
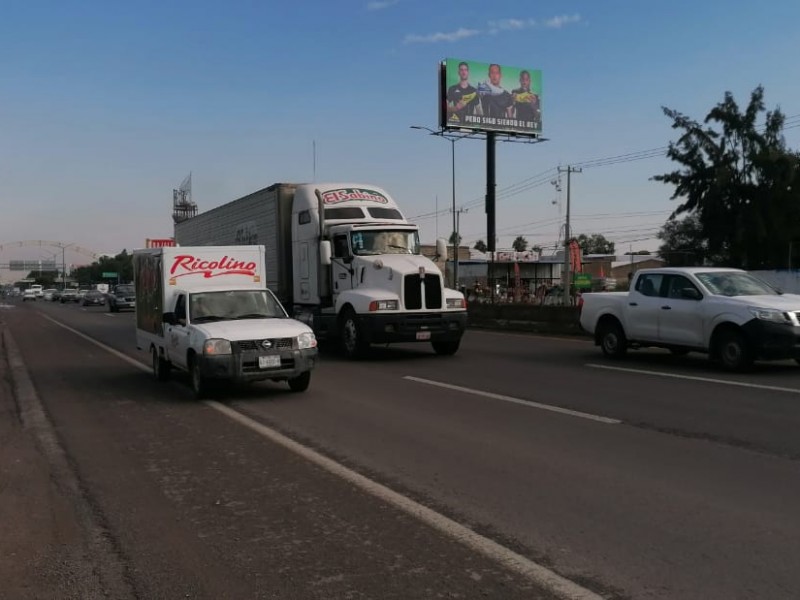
[579,267,800,370]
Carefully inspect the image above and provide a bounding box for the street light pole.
[410,125,461,289]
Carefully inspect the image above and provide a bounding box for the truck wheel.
[715,329,753,371]
[190,356,210,399]
[288,371,311,392]
[151,347,171,382]
[599,320,627,359]
[340,310,368,359]
[432,340,460,356]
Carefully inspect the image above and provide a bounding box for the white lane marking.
[404,376,621,425]
[210,401,603,600]
[104,313,116,318]
[587,363,800,394]
[41,314,150,373]
[40,312,604,600]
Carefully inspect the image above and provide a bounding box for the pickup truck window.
[695,271,778,297]
[635,273,664,297]
[175,294,187,323]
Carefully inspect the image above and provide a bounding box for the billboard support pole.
[486,131,496,303]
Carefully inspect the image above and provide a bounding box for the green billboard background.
[440,58,542,136]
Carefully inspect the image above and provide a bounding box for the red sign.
[169,254,257,279]
[146,238,176,248]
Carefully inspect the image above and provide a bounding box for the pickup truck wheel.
[715,329,753,371]
[432,340,460,356]
[151,347,171,382]
[190,356,210,399]
[288,371,311,392]
[599,321,627,359]
[340,310,368,359]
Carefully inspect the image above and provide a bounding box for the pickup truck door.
[657,275,705,347]
[625,273,666,342]
[165,293,191,369]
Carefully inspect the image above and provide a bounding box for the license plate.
[258,355,281,369]
[416,331,431,341]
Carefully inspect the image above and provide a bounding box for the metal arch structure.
[0,240,101,261]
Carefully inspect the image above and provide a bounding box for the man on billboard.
[512,70,541,128]
[478,63,513,119]
[446,61,479,125]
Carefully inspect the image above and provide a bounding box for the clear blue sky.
[2,0,799,275]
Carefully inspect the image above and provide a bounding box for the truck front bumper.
[360,311,467,344]
[742,319,800,360]
[199,348,318,382]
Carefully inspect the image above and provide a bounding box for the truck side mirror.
[681,288,702,301]
[163,312,177,325]
[320,240,332,266]
[436,238,448,260]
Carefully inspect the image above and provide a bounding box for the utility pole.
[558,165,582,306]
[452,207,468,289]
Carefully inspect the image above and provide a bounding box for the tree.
[575,233,615,255]
[473,239,488,253]
[71,250,134,285]
[448,231,462,246]
[512,236,528,252]
[652,86,800,268]
[657,214,711,266]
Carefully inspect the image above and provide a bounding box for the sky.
[2,0,800,282]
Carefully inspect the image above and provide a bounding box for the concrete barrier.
[467,303,588,336]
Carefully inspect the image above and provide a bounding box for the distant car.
[43,288,57,301]
[107,284,135,312]
[60,290,79,303]
[82,290,106,306]
[22,289,37,302]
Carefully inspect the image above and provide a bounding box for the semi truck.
[174,183,467,358]
[133,245,318,397]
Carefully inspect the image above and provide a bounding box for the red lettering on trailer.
[169,254,257,278]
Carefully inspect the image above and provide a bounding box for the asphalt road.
[3,298,800,599]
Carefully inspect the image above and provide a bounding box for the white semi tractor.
[174,183,467,358]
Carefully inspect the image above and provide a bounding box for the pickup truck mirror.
[681,288,702,301]
[320,240,332,266]
[162,311,177,325]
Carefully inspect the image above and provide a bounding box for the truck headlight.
[748,307,791,324]
[297,332,317,349]
[203,338,232,355]
[446,297,467,309]
[368,299,399,311]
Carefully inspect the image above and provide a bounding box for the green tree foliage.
[473,239,488,252]
[71,250,134,285]
[576,233,615,255]
[656,214,714,266]
[512,236,528,252]
[448,231,462,246]
[653,86,800,268]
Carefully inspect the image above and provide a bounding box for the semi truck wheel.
[288,371,311,392]
[340,309,368,359]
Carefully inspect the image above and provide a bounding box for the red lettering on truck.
[169,255,257,278]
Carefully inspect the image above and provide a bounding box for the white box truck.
[174,183,467,358]
[133,245,318,397]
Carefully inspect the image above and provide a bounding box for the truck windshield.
[190,290,287,322]
[350,230,420,256]
[695,272,779,297]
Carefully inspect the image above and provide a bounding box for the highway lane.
[2,303,560,600]
[9,300,800,599]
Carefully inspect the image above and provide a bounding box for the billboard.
[9,260,58,271]
[439,58,542,136]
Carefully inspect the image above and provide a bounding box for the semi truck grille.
[235,338,294,351]
[403,274,442,310]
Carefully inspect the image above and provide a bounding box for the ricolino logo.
[169,255,257,278]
